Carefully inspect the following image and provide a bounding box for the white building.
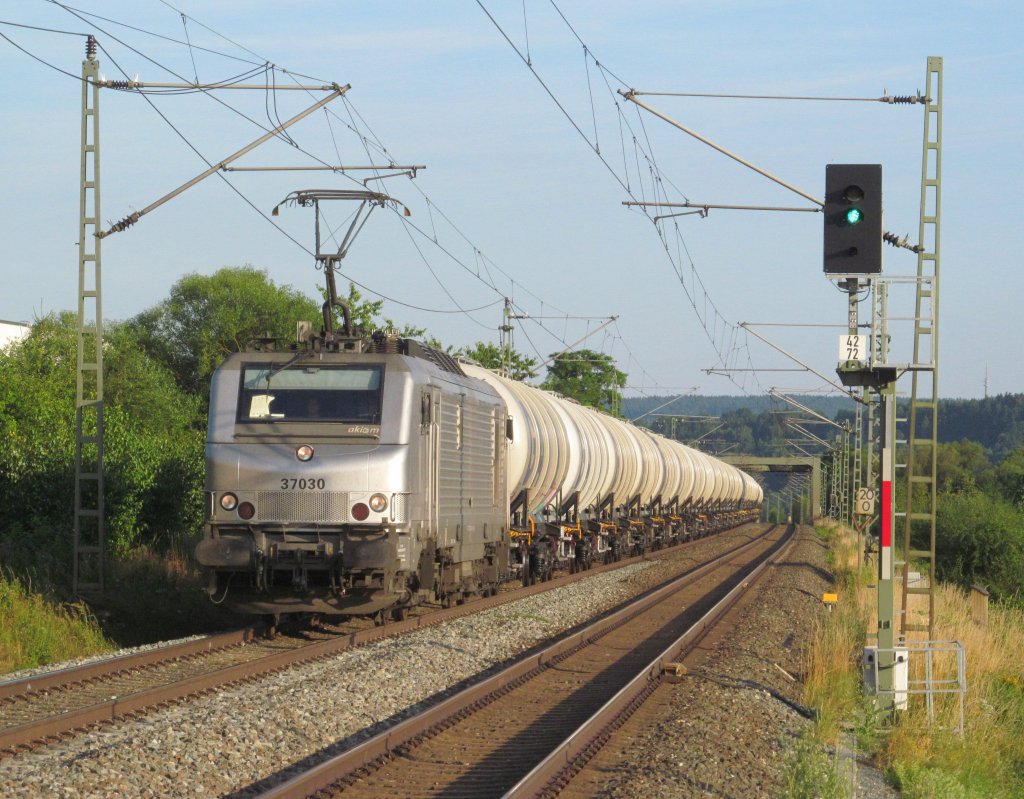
[0,320,31,350]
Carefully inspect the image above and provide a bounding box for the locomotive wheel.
[391,606,408,622]
[372,610,386,627]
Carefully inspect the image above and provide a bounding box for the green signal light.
[845,207,863,225]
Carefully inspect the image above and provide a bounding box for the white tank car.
[460,363,762,517]
[196,338,762,618]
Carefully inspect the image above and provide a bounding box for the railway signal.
[823,164,882,274]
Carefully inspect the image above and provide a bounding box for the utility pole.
[499,298,514,376]
[73,36,104,595]
[67,36,352,595]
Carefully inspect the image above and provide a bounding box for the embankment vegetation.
[791,521,1024,798]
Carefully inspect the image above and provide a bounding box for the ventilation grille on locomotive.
[404,340,466,377]
[390,493,408,522]
[256,491,351,523]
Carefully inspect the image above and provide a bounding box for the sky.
[1,1,1020,400]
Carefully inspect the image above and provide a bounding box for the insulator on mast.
[880,90,926,105]
[882,231,924,253]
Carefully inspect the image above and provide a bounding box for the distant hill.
[621,394,856,422]
[621,393,1024,460]
[924,394,1024,459]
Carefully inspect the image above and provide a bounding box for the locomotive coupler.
[292,550,308,593]
[254,548,268,592]
[329,551,345,596]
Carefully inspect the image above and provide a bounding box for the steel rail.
[0,627,256,702]
[0,522,761,753]
[504,525,798,798]
[255,524,786,799]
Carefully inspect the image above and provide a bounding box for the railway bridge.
[721,455,821,522]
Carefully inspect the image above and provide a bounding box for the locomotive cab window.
[237,364,384,424]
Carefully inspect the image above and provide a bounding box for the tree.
[459,341,537,381]
[0,313,205,581]
[992,447,1024,508]
[935,440,990,494]
[129,266,321,397]
[936,490,1024,603]
[320,281,427,339]
[542,349,626,415]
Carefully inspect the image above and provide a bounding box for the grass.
[792,519,1024,799]
[0,569,113,673]
[783,520,872,798]
[883,585,1024,798]
[0,538,244,675]
[90,544,244,647]
[782,728,852,799]
[803,520,874,741]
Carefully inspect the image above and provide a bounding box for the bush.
[936,491,1024,604]
[0,313,206,588]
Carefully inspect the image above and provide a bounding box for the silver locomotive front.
[196,349,417,616]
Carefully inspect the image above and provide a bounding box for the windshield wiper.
[264,349,312,388]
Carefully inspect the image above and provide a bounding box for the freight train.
[195,331,763,621]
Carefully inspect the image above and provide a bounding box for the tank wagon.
[195,333,762,620]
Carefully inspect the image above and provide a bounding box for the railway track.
[255,523,794,799]
[0,523,765,755]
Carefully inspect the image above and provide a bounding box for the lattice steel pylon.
[899,57,943,639]
[73,37,104,594]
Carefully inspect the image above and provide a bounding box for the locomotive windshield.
[237,364,383,424]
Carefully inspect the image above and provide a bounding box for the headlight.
[237,502,256,520]
[220,493,238,511]
[296,445,314,462]
[351,502,370,521]
[369,493,388,513]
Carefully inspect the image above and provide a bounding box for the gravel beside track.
[0,526,763,799]
[562,524,836,799]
